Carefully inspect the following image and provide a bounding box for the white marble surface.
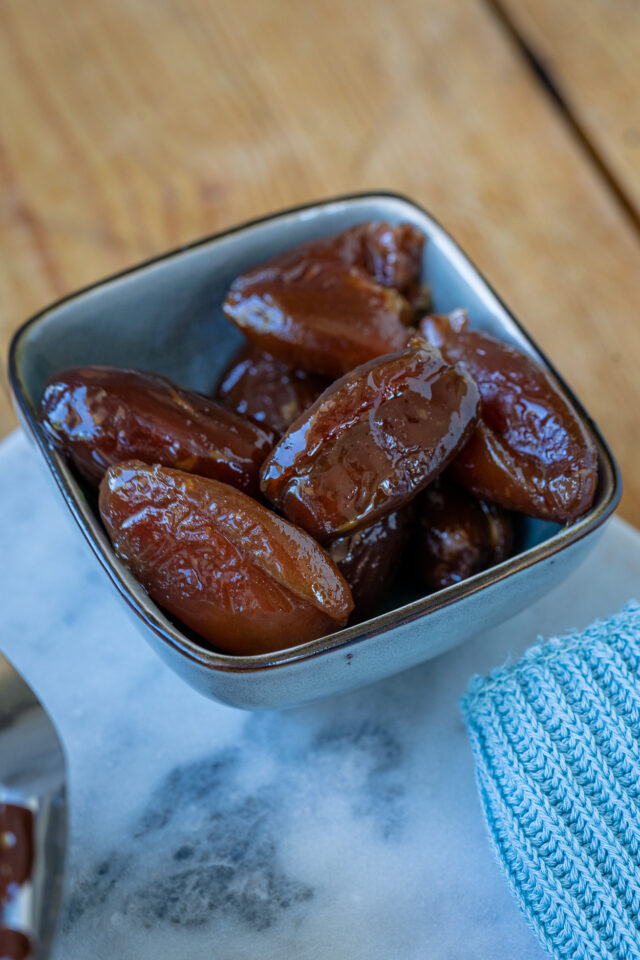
[1,430,639,960]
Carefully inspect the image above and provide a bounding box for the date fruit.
[420,311,598,522]
[0,930,31,960]
[99,462,354,655]
[0,804,33,905]
[41,366,276,495]
[215,344,330,434]
[414,479,512,591]
[223,221,424,377]
[329,509,411,617]
[327,220,424,292]
[260,338,481,542]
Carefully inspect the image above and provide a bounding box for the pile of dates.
[40,222,598,655]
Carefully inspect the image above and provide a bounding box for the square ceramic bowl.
[9,192,621,709]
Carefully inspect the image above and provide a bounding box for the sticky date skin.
[223,221,424,378]
[41,366,276,495]
[99,462,353,655]
[215,344,330,435]
[414,479,513,591]
[420,312,598,522]
[260,340,481,542]
[329,509,412,617]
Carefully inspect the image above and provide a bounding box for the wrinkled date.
[260,338,481,542]
[326,220,424,292]
[41,366,276,495]
[329,509,412,618]
[420,311,598,522]
[215,344,330,435]
[414,478,513,591]
[99,462,354,655]
[223,221,424,378]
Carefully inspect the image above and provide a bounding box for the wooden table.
[2,0,640,523]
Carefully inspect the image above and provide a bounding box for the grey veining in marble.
[1,430,639,960]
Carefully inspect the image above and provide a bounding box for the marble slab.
[1,429,639,960]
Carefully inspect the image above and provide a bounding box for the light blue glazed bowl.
[8,193,621,709]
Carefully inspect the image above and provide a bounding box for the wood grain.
[498,0,640,219]
[1,0,640,524]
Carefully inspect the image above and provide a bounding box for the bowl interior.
[10,193,616,665]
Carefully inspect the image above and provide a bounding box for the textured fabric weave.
[461,602,640,960]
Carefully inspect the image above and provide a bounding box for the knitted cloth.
[460,602,640,960]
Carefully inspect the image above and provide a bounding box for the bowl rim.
[8,190,622,674]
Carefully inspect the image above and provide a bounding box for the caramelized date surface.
[329,509,411,617]
[99,462,353,655]
[41,366,275,495]
[415,479,512,591]
[420,311,598,522]
[325,220,424,293]
[261,339,481,542]
[216,345,330,434]
[223,221,424,377]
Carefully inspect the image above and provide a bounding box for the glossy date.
[99,462,354,655]
[260,338,481,542]
[41,366,276,495]
[223,221,424,377]
[414,478,513,590]
[215,344,330,435]
[420,311,598,522]
[328,509,411,617]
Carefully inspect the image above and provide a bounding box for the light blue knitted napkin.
[460,601,640,960]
